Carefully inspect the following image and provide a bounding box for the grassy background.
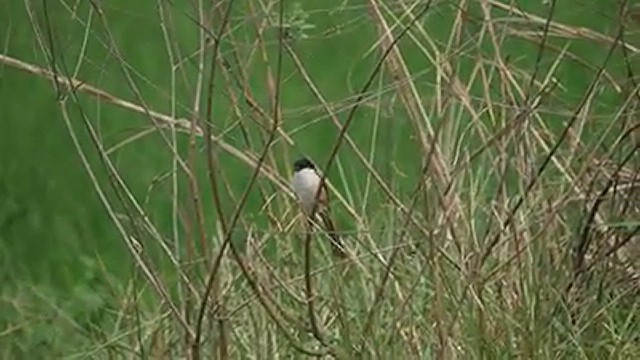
[1,0,638,358]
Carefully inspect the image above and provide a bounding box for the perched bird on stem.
[291,158,346,258]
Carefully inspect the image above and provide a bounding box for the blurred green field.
[0,0,622,284]
[1,0,638,358]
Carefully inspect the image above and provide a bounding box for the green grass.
[1,0,639,358]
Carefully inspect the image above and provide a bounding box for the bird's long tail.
[318,210,347,258]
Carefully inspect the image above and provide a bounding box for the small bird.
[291,157,346,257]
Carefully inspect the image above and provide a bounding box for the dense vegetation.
[1,0,638,358]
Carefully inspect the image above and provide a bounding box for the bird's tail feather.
[319,210,347,258]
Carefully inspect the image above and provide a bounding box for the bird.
[291,157,346,257]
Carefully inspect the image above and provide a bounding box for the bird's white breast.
[292,168,321,213]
